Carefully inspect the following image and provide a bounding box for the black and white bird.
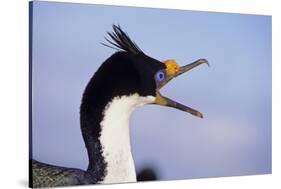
[31,25,209,187]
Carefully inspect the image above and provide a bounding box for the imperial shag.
[31,25,209,187]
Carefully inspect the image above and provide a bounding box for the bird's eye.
[155,70,165,81]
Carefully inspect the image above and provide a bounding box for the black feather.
[102,24,143,54]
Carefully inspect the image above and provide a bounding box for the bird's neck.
[82,94,155,184]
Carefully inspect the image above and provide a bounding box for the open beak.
[154,59,209,118]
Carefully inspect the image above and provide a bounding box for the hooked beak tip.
[197,58,210,67]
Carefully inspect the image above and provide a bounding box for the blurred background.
[31,1,271,181]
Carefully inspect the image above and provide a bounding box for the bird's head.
[84,25,208,118]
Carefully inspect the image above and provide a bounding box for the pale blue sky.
[31,1,271,180]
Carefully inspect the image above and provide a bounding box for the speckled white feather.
[99,94,155,184]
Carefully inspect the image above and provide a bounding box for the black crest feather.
[102,24,143,54]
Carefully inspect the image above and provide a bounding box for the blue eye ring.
[155,70,165,81]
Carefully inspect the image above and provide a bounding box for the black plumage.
[102,24,144,54]
[32,160,93,187]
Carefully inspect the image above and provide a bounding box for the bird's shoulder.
[31,159,94,187]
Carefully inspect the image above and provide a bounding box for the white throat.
[99,94,155,184]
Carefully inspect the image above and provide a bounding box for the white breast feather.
[99,94,155,184]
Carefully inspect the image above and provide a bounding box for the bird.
[31,24,209,188]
